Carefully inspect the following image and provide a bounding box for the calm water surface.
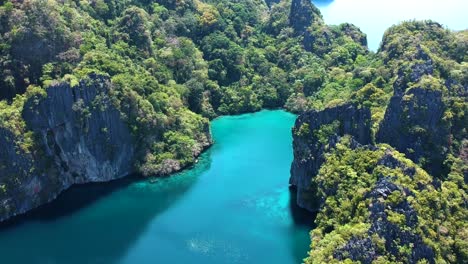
[0,110,313,264]
[314,0,468,51]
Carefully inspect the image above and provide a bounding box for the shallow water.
[0,110,314,264]
[314,0,468,51]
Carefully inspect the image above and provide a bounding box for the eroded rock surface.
[0,75,135,221]
[290,103,372,211]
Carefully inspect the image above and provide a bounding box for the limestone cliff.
[306,138,451,264]
[0,74,212,222]
[0,75,135,221]
[289,0,320,34]
[289,0,367,53]
[376,48,451,177]
[290,103,372,211]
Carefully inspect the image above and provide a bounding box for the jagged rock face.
[23,75,135,183]
[377,49,450,177]
[0,75,135,222]
[333,177,435,264]
[365,156,435,264]
[0,127,51,222]
[289,1,367,53]
[339,23,368,47]
[377,87,448,176]
[391,48,434,95]
[333,154,435,264]
[290,0,318,34]
[305,137,444,263]
[290,0,323,52]
[290,103,372,211]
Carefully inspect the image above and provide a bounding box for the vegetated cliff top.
[307,136,467,264]
[290,19,467,264]
[0,0,370,177]
[0,0,466,261]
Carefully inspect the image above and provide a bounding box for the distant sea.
[314,0,468,51]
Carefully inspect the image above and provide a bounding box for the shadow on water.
[0,175,138,229]
[312,0,334,8]
[289,187,317,263]
[0,149,213,264]
[289,187,317,229]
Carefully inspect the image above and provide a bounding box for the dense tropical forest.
[0,0,372,176]
[0,0,466,263]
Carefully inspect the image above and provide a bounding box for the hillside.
[0,0,467,263]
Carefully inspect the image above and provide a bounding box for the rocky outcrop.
[0,127,41,221]
[292,21,466,264]
[289,0,319,34]
[377,48,450,177]
[0,74,135,222]
[290,103,372,211]
[23,75,136,183]
[303,135,449,263]
[289,0,324,52]
[377,87,449,176]
[332,151,435,264]
[289,1,367,54]
[0,74,213,222]
[338,23,368,47]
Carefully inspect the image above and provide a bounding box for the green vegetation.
[0,0,372,112]
[296,20,467,264]
[314,120,340,144]
[0,0,466,262]
[0,0,373,175]
[307,137,467,264]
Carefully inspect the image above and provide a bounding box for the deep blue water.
[314,0,468,51]
[0,110,314,264]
